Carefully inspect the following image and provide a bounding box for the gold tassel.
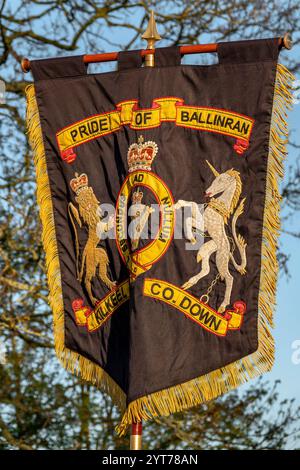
[25,84,126,413]
[116,63,295,436]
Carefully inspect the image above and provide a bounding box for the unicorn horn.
[206,160,220,177]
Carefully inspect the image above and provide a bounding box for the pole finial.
[141,10,161,67]
[21,58,30,73]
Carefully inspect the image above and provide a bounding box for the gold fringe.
[116,63,295,436]
[25,84,126,413]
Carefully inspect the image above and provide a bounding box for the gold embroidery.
[143,278,245,336]
[115,136,175,279]
[127,135,158,172]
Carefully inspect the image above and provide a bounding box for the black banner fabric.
[26,40,294,434]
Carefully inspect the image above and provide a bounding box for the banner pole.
[130,421,143,450]
[128,11,158,450]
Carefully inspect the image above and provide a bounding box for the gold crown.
[70,172,88,193]
[127,135,158,173]
[132,189,143,204]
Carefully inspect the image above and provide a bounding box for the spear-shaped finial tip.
[141,10,161,67]
[141,10,161,42]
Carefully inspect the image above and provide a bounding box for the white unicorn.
[174,160,247,313]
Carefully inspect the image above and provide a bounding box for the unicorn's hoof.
[181,277,197,290]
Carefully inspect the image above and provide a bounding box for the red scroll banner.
[56,97,254,162]
[72,279,130,332]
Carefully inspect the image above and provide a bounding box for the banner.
[26,40,294,435]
